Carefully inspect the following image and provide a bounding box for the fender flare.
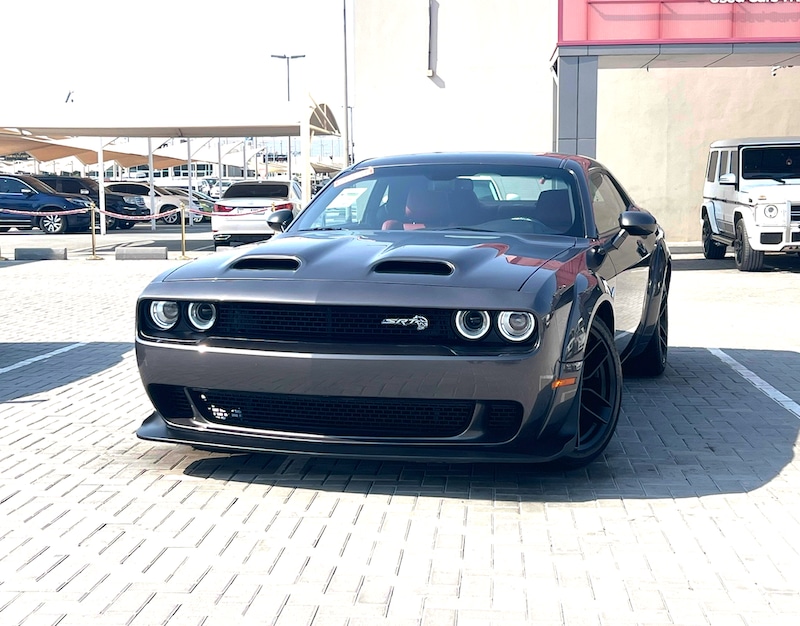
[702,201,721,234]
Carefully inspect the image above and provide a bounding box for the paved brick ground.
[1,249,799,625]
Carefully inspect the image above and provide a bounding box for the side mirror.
[267,208,295,233]
[719,173,736,185]
[619,210,657,236]
[80,189,90,195]
[21,188,35,195]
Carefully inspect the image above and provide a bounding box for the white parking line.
[709,348,800,420]
[0,343,86,375]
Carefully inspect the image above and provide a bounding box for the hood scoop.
[231,256,300,271]
[373,259,454,276]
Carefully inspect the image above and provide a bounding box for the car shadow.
[671,254,800,273]
[0,342,132,403]
[180,346,800,501]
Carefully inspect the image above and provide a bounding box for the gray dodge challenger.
[135,152,671,467]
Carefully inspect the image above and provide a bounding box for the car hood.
[743,182,800,201]
[162,230,580,291]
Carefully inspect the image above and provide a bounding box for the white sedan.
[212,179,302,247]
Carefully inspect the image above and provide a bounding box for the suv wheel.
[734,220,764,272]
[39,213,67,235]
[702,216,726,260]
[105,215,118,230]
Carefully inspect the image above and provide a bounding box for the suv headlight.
[763,204,779,219]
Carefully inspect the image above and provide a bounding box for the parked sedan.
[135,152,671,468]
[163,187,214,222]
[211,179,302,247]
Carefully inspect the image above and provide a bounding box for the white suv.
[701,137,800,271]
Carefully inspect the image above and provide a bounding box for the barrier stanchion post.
[179,202,190,260]
[87,204,102,261]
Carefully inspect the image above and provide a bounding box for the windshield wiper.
[747,174,786,184]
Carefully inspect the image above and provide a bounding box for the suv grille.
[791,203,800,223]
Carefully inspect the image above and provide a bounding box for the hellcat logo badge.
[381,315,429,331]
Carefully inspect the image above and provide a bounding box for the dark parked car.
[33,175,149,230]
[0,174,93,234]
[135,152,671,468]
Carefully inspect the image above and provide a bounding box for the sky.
[3,1,352,127]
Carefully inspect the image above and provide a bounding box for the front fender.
[560,269,613,364]
[702,202,721,234]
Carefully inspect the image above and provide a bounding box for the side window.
[589,172,628,234]
[706,151,719,183]
[719,151,729,177]
[0,177,29,194]
[60,180,82,194]
[730,150,739,177]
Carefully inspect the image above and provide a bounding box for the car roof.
[351,151,600,173]
[710,137,800,148]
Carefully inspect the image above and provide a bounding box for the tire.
[118,221,135,230]
[555,320,622,469]
[624,292,668,378]
[161,206,180,225]
[105,215,118,230]
[702,215,726,260]
[191,212,204,224]
[39,212,68,234]
[734,219,764,272]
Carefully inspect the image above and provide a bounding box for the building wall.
[352,0,557,158]
[597,66,800,241]
[353,1,800,242]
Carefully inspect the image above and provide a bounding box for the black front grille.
[214,304,456,344]
[791,204,800,223]
[151,387,521,441]
[192,389,472,437]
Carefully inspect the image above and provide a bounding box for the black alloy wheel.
[557,320,622,468]
[733,219,764,272]
[702,216,726,260]
[39,213,67,234]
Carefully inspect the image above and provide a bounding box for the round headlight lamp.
[187,302,217,330]
[454,310,490,340]
[497,311,536,342]
[149,300,179,330]
[764,204,779,219]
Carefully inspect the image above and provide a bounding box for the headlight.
[764,204,779,219]
[497,311,536,342]
[68,198,91,207]
[187,302,217,330]
[149,300,180,330]
[454,310,490,340]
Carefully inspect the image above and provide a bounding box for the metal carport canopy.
[4,99,341,202]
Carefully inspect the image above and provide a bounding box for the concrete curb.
[115,246,169,260]
[14,248,68,261]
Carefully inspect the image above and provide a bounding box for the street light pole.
[271,53,305,180]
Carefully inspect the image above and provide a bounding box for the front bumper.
[135,337,582,462]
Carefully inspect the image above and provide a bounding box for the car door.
[717,148,738,237]
[588,169,653,354]
[0,176,36,227]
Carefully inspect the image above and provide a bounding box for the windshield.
[223,183,289,199]
[742,146,800,182]
[291,163,583,236]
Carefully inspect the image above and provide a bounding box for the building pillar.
[553,55,598,158]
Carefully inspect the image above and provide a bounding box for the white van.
[701,137,800,271]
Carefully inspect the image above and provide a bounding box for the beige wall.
[597,66,800,241]
[354,1,800,242]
